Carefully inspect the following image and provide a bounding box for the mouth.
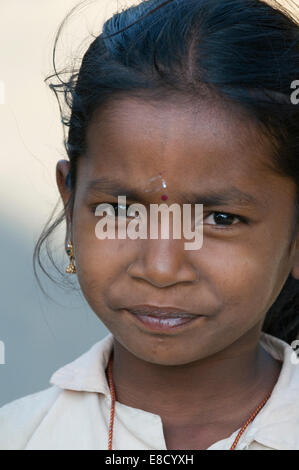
[122,304,204,333]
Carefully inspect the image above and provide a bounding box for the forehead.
[79,97,296,214]
[85,96,275,179]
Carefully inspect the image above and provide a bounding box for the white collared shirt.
[0,332,299,450]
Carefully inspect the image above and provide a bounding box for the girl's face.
[57,98,299,365]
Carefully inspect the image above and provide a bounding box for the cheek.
[74,238,125,297]
[71,210,118,298]
[73,214,137,313]
[197,235,287,319]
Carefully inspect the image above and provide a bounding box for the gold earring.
[66,241,76,274]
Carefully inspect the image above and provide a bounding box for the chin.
[125,338,206,366]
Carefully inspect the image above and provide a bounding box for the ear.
[56,159,72,239]
[291,231,299,280]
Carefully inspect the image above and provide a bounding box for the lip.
[123,304,204,333]
[124,304,198,318]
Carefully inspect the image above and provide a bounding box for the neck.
[108,328,281,427]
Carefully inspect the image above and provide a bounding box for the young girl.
[1,0,299,450]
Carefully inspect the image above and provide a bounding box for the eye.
[204,211,247,228]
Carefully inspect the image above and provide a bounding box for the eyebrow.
[84,177,262,208]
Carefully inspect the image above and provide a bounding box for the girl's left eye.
[204,212,247,228]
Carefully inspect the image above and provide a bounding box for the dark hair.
[34,0,299,344]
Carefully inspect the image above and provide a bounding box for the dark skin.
[56,98,299,450]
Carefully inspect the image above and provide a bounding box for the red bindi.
[161,194,168,201]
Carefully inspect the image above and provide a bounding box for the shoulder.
[0,385,62,450]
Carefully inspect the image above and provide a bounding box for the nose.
[127,239,199,288]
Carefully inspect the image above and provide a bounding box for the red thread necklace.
[106,352,273,450]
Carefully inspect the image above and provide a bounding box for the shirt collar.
[50,332,114,396]
[241,332,299,450]
[49,331,299,450]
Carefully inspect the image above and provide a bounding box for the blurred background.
[0,0,139,407]
[0,0,298,407]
